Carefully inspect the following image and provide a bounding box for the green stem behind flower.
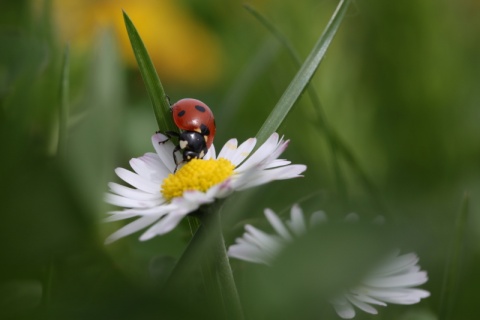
[207,212,244,320]
[167,207,244,320]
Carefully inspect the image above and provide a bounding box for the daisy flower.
[104,132,306,243]
[227,205,430,319]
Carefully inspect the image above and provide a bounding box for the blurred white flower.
[104,133,306,243]
[228,205,430,319]
[330,251,430,319]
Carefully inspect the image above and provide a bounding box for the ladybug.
[163,98,216,170]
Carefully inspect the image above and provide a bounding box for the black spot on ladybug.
[195,105,206,113]
[177,110,186,117]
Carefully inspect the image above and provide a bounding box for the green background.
[1,0,479,319]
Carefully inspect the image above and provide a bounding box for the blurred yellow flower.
[37,0,223,88]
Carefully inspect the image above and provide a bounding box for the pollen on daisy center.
[161,158,235,201]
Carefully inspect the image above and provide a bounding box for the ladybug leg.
[158,131,180,144]
[156,131,183,172]
[172,145,182,173]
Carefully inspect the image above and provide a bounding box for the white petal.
[372,252,419,276]
[204,143,216,160]
[344,212,359,222]
[330,296,356,319]
[139,211,186,240]
[228,244,270,265]
[364,270,428,288]
[211,179,235,198]
[243,225,282,253]
[170,196,202,214]
[115,167,160,193]
[182,189,216,204]
[104,212,139,222]
[104,203,177,223]
[366,288,430,304]
[217,139,238,160]
[235,165,306,191]
[348,290,387,306]
[105,193,163,208]
[108,182,162,201]
[228,138,256,167]
[106,204,175,217]
[152,133,176,173]
[142,152,164,165]
[346,294,379,315]
[264,159,291,169]
[236,133,279,172]
[262,140,289,167]
[269,164,307,179]
[105,215,161,244]
[287,204,307,236]
[130,156,168,183]
[264,208,292,241]
[129,157,157,180]
[310,210,327,226]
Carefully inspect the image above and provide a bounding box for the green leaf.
[255,0,352,146]
[122,10,177,132]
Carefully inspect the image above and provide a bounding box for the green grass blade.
[439,193,470,320]
[245,2,390,215]
[243,4,301,64]
[57,45,70,157]
[244,4,348,202]
[255,0,352,146]
[122,11,177,132]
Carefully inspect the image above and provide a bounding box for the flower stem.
[203,210,244,320]
[166,207,243,320]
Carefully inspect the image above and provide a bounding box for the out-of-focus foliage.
[1,0,479,319]
[31,0,224,88]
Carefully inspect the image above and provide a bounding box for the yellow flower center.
[161,158,235,201]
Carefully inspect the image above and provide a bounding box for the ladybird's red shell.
[171,98,216,149]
